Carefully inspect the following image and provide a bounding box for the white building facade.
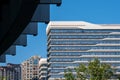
[39,58,47,80]
[46,21,120,80]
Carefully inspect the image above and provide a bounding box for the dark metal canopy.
[0,0,39,55]
[0,0,61,56]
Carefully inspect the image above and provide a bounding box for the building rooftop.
[46,21,120,34]
[39,58,47,66]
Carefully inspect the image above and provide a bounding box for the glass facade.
[47,22,120,80]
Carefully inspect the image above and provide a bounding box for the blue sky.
[1,0,120,65]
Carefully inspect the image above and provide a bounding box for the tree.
[75,58,114,80]
[74,64,86,80]
[64,68,75,80]
[0,77,6,80]
[64,58,114,80]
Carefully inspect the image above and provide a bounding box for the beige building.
[21,56,40,80]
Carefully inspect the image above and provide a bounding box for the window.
[33,59,38,64]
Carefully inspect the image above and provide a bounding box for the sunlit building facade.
[46,21,120,80]
[39,58,47,80]
[21,56,40,80]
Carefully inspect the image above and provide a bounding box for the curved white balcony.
[88,49,120,52]
[103,38,120,40]
[110,32,120,34]
[96,44,120,46]
[49,49,120,53]
[74,61,120,64]
[49,55,120,58]
[48,33,110,35]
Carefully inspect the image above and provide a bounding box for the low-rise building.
[0,63,21,80]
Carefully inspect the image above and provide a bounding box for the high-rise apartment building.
[21,56,40,80]
[0,63,21,80]
[39,58,47,80]
[46,21,120,80]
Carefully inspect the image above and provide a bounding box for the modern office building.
[21,56,40,80]
[46,21,120,80]
[0,63,21,80]
[39,58,47,80]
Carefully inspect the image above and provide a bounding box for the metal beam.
[31,4,50,23]
[0,54,6,63]
[4,46,16,56]
[13,35,27,46]
[22,22,38,36]
[39,0,61,6]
